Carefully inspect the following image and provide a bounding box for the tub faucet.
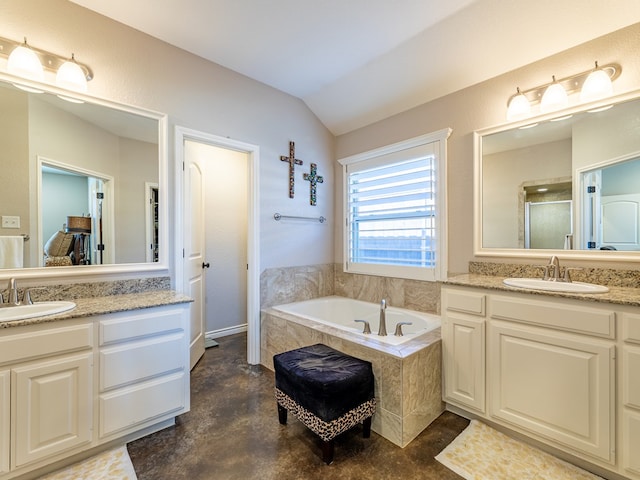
[378,299,387,336]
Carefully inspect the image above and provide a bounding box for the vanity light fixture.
[0,35,93,97]
[505,62,620,121]
[6,38,44,92]
[506,87,531,121]
[580,61,613,103]
[540,76,568,113]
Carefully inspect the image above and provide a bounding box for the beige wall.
[3,0,335,280]
[335,23,640,275]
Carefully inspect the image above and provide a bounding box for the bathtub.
[271,295,440,346]
[262,295,444,447]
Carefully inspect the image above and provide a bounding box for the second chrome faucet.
[378,298,387,336]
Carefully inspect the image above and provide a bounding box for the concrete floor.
[127,333,468,480]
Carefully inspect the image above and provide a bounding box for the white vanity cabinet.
[0,301,190,480]
[98,306,190,439]
[488,297,615,463]
[0,319,94,474]
[442,284,640,479]
[0,371,8,475]
[622,313,640,477]
[441,289,486,412]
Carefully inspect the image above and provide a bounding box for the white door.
[177,126,261,366]
[185,141,207,369]
[601,193,640,250]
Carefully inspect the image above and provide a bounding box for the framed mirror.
[0,75,168,278]
[475,89,640,261]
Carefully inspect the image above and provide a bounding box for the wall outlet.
[1,216,20,229]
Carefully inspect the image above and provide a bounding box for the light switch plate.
[1,216,20,228]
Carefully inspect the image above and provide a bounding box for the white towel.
[0,236,24,268]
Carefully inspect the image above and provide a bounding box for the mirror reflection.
[0,80,160,269]
[480,94,640,252]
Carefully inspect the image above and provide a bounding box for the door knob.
[202,262,210,269]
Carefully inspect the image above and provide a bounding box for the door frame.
[175,126,261,365]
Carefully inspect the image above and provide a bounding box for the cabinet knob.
[202,262,210,269]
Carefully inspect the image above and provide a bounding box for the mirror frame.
[474,87,640,263]
[0,72,169,281]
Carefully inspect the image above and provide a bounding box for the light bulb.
[56,54,88,93]
[580,62,612,103]
[506,88,531,121]
[540,76,568,113]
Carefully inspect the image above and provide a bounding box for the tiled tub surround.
[260,264,441,313]
[261,302,444,448]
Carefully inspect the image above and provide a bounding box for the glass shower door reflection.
[525,200,573,249]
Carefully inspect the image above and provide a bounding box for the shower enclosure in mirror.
[0,76,167,275]
[475,89,640,261]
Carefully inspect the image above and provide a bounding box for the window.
[339,129,451,281]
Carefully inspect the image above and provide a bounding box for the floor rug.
[205,337,219,348]
[435,420,603,480]
[40,445,137,480]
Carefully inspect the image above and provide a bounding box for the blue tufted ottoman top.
[274,344,374,422]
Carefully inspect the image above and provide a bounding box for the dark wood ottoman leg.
[277,403,287,425]
[321,440,334,465]
[362,416,372,438]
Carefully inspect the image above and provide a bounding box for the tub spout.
[378,299,387,336]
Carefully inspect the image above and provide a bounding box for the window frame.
[338,128,452,281]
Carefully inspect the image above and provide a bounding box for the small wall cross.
[280,141,303,198]
[303,163,324,206]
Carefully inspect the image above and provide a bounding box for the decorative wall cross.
[280,141,303,198]
[303,163,324,206]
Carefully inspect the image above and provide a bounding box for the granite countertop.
[0,290,193,329]
[444,273,640,307]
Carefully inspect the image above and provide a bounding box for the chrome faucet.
[378,299,387,336]
[6,278,19,306]
[544,256,561,281]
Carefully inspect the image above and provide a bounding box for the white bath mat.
[436,420,603,480]
[40,445,137,480]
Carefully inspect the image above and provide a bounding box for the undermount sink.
[503,278,609,294]
[0,301,76,322]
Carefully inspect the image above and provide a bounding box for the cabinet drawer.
[444,289,485,316]
[100,307,185,346]
[490,296,614,338]
[99,372,186,437]
[100,333,185,391]
[623,313,640,344]
[0,322,93,365]
[624,345,640,409]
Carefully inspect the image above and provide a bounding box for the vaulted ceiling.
[70,0,640,135]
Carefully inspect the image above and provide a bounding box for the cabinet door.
[0,370,8,475]
[12,353,92,468]
[442,313,485,412]
[489,321,614,462]
[623,409,640,476]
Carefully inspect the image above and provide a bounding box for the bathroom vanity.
[0,292,190,480]
[441,276,640,480]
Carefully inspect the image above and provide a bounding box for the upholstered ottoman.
[273,344,376,464]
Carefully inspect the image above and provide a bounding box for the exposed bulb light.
[7,37,44,93]
[580,61,613,103]
[506,87,531,121]
[540,76,568,113]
